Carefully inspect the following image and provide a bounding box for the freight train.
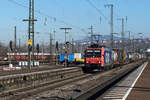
[145,49,150,59]
[82,44,143,72]
[7,53,50,61]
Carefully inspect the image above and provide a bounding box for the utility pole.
[72,38,74,53]
[122,19,125,50]
[127,31,131,51]
[60,27,72,67]
[53,29,56,54]
[118,18,125,50]
[50,33,53,55]
[138,33,143,52]
[19,38,21,53]
[128,31,131,40]
[132,35,135,52]
[14,26,17,53]
[88,25,94,44]
[31,0,35,67]
[105,4,114,49]
[23,0,37,69]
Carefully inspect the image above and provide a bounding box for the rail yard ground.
[0,1,150,100]
[0,59,145,100]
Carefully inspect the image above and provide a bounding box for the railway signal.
[36,44,40,53]
[118,18,125,51]
[56,41,59,65]
[28,45,32,51]
[9,41,13,51]
[28,39,32,45]
[56,41,58,50]
[28,39,32,51]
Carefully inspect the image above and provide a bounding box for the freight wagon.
[7,53,50,61]
[73,53,84,64]
[113,49,129,65]
[129,52,145,62]
[59,53,84,65]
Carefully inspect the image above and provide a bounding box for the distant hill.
[75,35,126,42]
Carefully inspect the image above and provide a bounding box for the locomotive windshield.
[86,50,101,57]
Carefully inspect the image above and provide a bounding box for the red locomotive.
[83,44,114,72]
[83,44,130,72]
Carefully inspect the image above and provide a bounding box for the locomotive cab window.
[86,50,101,57]
[94,50,101,57]
[86,50,93,57]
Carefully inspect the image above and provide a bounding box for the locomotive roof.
[88,44,105,48]
[86,48,101,50]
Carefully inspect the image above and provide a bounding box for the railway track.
[0,65,63,76]
[21,60,144,100]
[0,60,145,100]
[0,67,83,99]
[0,63,83,77]
[0,66,110,100]
[0,61,17,66]
[4,74,90,100]
[70,60,145,100]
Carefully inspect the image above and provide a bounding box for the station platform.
[101,61,149,100]
[126,61,150,100]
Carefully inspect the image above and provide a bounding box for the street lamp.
[60,28,72,43]
[60,27,72,67]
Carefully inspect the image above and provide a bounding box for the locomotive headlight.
[86,61,89,63]
[98,61,101,63]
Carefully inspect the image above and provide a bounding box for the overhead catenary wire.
[105,0,121,19]
[105,0,132,37]
[86,0,124,36]
[85,0,120,33]
[85,0,108,20]
[7,0,88,34]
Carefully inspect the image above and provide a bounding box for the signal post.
[23,0,37,69]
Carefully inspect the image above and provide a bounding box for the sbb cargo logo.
[105,53,110,64]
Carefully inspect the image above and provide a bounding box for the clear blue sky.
[0,0,150,45]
